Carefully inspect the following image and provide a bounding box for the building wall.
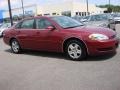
[37,1,73,16]
[37,1,105,17]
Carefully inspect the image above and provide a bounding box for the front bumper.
[85,38,119,56]
[115,20,120,24]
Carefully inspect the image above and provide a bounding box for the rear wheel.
[11,39,21,54]
[65,40,87,60]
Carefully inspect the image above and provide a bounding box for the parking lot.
[0,25,120,90]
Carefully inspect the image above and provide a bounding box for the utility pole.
[21,0,25,18]
[8,0,13,25]
[86,0,89,15]
[108,0,112,13]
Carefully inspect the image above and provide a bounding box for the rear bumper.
[3,36,10,46]
[86,38,119,56]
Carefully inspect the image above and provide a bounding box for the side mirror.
[46,26,55,31]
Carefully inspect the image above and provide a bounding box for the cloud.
[0,0,86,10]
[0,0,119,11]
[0,0,19,10]
[0,0,7,8]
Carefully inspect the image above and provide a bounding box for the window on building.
[44,13,50,16]
[79,12,81,16]
[84,12,87,16]
[82,12,84,16]
[37,14,42,16]
[76,12,78,15]
[61,11,71,17]
[52,13,56,15]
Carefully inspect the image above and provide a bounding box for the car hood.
[65,26,116,37]
[84,21,109,27]
[0,28,5,31]
[114,17,120,20]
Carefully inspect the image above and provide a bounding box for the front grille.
[115,21,120,24]
[97,47,114,51]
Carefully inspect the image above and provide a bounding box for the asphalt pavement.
[0,25,120,90]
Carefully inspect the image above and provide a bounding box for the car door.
[35,18,62,52]
[15,19,37,49]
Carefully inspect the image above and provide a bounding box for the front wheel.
[65,40,87,60]
[11,39,21,54]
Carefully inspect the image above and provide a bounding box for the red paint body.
[3,16,119,55]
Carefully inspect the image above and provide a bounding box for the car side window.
[36,18,52,29]
[90,15,96,21]
[21,19,34,29]
[15,22,22,29]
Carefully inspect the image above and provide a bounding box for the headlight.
[89,34,109,41]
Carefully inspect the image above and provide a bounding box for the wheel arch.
[9,37,18,45]
[63,37,88,54]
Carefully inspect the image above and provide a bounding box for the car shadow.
[5,49,116,61]
[85,52,116,61]
[5,49,65,60]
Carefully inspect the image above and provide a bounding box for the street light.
[108,0,112,13]
[8,0,13,25]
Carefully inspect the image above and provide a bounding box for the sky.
[0,0,120,11]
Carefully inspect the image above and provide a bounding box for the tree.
[98,4,120,13]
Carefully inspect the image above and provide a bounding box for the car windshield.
[91,14,112,21]
[82,16,90,20]
[100,14,109,20]
[52,16,84,29]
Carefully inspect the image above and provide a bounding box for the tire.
[10,39,21,54]
[65,40,87,61]
[1,32,3,37]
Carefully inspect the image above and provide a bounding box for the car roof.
[23,15,67,20]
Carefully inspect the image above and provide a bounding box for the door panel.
[35,18,63,52]
[35,29,63,52]
[15,19,37,49]
[16,29,37,49]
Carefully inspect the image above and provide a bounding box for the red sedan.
[3,16,119,60]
